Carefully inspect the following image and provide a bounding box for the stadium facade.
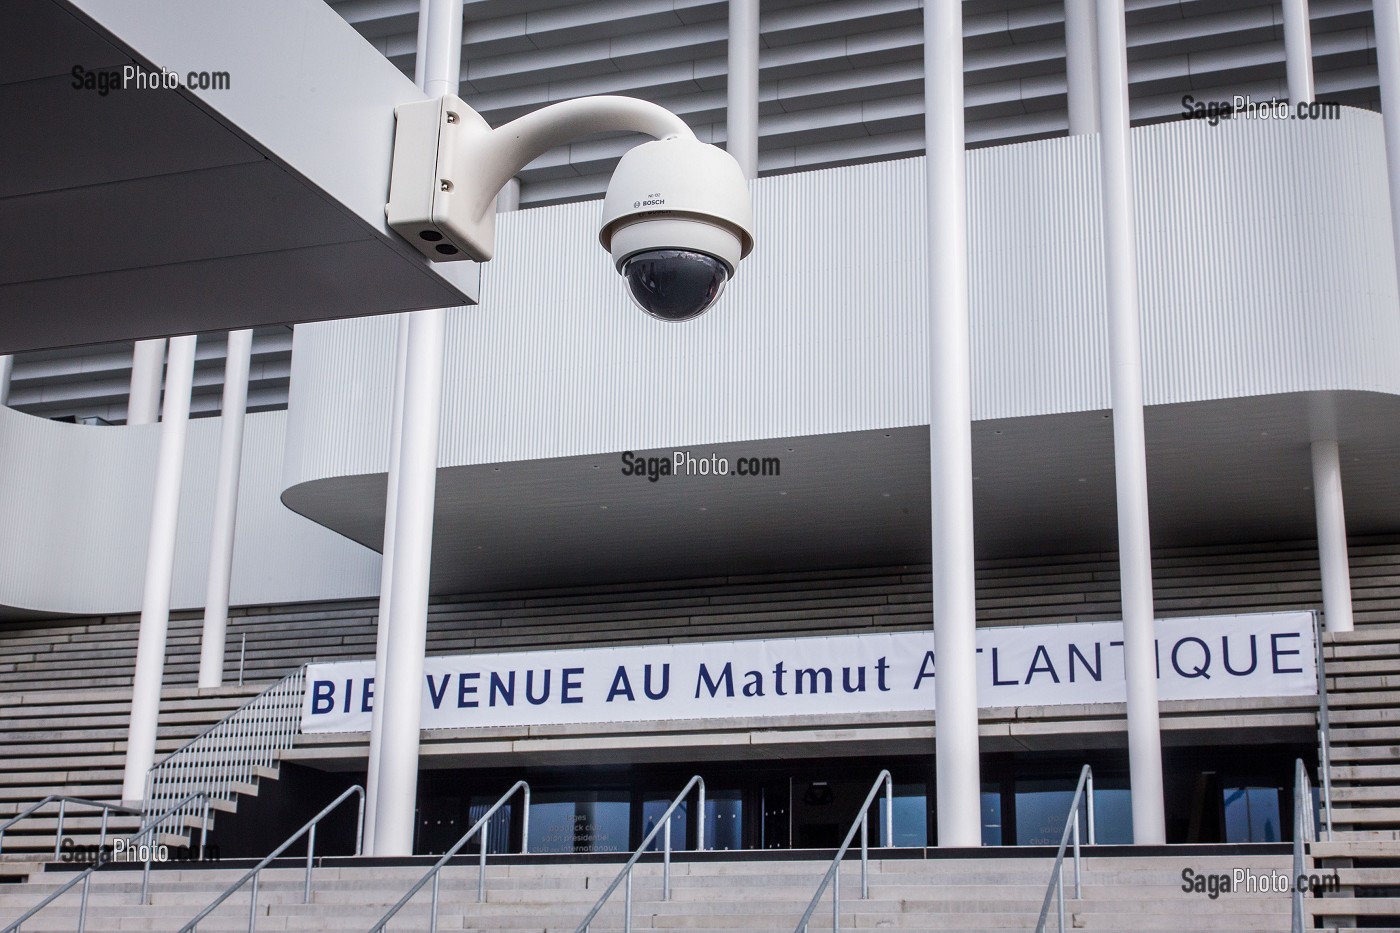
[2,3,1399,927]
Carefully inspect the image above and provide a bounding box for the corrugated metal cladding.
[284,111,1400,490]
[0,408,379,616]
[328,0,1384,207]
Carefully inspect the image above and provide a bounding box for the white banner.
[300,611,1316,733]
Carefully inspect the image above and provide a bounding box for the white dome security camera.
[599,137,755,322]
[386,94,755,321]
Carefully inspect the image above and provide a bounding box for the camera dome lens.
[621,250,729,322]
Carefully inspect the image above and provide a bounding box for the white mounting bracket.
[385,94,696,263]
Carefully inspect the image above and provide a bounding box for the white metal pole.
[727,0,760,179]
[496,178,521,212]
[1282,0,1315,104]
[0,355,12,407]
[197,330,253,688]
[1311,440,1355,633]
[925,0,983,848]
[1096,0,1167,845]
[121,334,198,802]
[364,314,410,853]
[127,339,167,426]
[372,0,460,856]
[1375,0,1400,279]
[1064,0,1099,134]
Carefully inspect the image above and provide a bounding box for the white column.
[925,0,983,848]
[496,177,521,212]
[1065,0,1099,134]
[1282,0,1315,104]
[0,355,13,407]
[121,334,198,802]
[1097,0,1166,845]
[1312,441,1355,633]
[1375,0,1400,274]
[127,338,167,426]
[727,0,760,179]
[372,308,446,855]
[363,314,410,854]
[371,0,460,857]
[197,330,253,688]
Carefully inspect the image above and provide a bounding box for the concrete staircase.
[0,683,268,859]
[0,851,1295,932]
[1307,620,1400,931]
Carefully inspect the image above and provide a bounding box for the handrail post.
[883,776,893,848]
[53,799,66,861]
[624,864,633,933]
[478,821,489,902]
[355,787,366,856]
[304,823,316,903]
[1086,769,1096,846]
[142,834,154,905]
[663,817,672,900]
[430,871,440,933]
[1072,813,1082,899]
[697,782,706,852]
[200,797,211,860]
[247,870,259,933]
[1056,863,1065,933]
[832,862,840,933]
[860,818,869,899]
[77,871,91,933]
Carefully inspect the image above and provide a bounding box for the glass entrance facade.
[409,744,1310,854]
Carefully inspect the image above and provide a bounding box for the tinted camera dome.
[621,250,729,322]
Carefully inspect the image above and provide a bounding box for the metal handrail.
[1292,758,1317,933]
[1313,613,1335,840]
[0,795,143,860]
[179,784,365,932]
[1032,764,1096,933]
[792,770,894,933]
[575,774,706,933]
[2,792,211,933]
[144,665,307,844]
[367,780,531,933]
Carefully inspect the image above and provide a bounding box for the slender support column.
[1282,0,1315,104]
[1096,0,1166,845]
[121,334,198,802]
[1375,0,1400,277]
[372,0,460,857]
[496,177,521,212]
[1312,441,1355,633]
[925,0,983,848]
[128,339,167,426]
[197,330,253,688]
[0,355,13,407]
[372,307,446,855]
[727,0,760,179]
[364,314,410,854]
[1065,0,1099,134]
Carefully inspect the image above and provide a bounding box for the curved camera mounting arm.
[385,94,696,263]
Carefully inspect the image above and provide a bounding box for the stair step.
[1333,764,1400,782]
[1309,897,1400,916]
